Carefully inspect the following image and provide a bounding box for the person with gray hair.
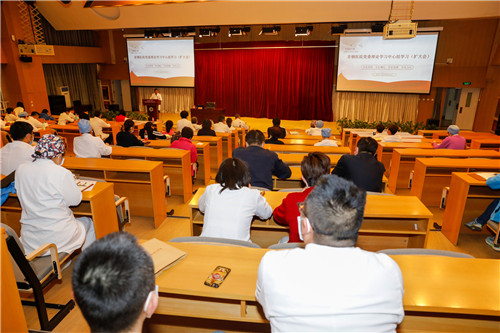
[432,124,466,149]
[256,175,404,332]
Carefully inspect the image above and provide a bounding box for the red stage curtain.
[194,42,335,121]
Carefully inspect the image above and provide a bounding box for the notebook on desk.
[472,172,498,181]
[141,238,187,276]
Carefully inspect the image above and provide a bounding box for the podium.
[143,99,161,120]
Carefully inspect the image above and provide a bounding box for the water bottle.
[144,131,149,141]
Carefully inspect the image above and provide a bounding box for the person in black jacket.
[197,119,216,136]
[267,118,287,139]
[116,119,145,147]
[331,137,385,192]
[233,130,291,190]
[139,121,166,140]
[265,127,285,145]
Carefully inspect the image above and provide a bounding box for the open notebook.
[141,238,187,276]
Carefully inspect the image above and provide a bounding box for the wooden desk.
[234,128,246,147]
[1,182,118,238]
[146,140,211,186]
[388,148,500,193]
[377,142,434,176]
[216,132,234,158]
[418,130,497,146]
[189,188,432,249]
[470,137,500,151]
[99,122,121,145]
[280,138,321,146]
[442,173,500,245]
[265,144,350,159]
[193,136,223,174]
[63,157,167,228]
[154,243,499,332]
[410,158,500,207]
[277,153,341,167]
[110,146,192,203]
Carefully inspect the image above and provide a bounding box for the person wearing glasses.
[256,175,404,332]
[72,232,158,333]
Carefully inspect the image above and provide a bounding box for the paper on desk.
[75,179,97,192]
[474,172,498,181]
[141,238,187,276]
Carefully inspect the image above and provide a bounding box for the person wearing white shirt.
[0,118,6,129]
[213,115,231,133]
[4,107,18,122]
[16,112,39,132]
[0,121,34,175]
[15,134,96,255]
[256,175,404,332]
[150,88,162,112]
[199,158,272,242]
[27,112,44,129]
[90,110,112,142]
[176,110,195,132]
[305,120,324,136]
[191,117,202,130]
[373,124,386,139]
[13,102,24,116]
[74,119,112,158]
[58,109,75,125]
[381,124,402,142]
[226,118,236,132]
[314,128,338,147]
[232,114,249,129]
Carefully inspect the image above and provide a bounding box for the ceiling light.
[295,26,313,37]
[199,27,220,38]
[228,27,250,37]
[259,26,281,36]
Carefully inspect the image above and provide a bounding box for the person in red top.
[170,127,198,175]
[115,110,126,122]
[273,152,331,243]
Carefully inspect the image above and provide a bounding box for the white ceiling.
[36,0,500,31]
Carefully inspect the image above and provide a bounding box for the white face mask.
[60,157,65,165]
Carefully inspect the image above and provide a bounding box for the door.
[455,88,480,130]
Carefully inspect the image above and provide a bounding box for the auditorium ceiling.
[36,0,500,31]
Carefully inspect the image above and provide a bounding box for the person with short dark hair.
[433,125,466,149]
[232,114,249,129]
[0,121,34,175]
[116,119,144,147]
[199,158,272,241]
[74,119,112,158]
[226,118,235,131]
[197,119,216,136]
[90,110,112,143]
[72,232,157,333]
[5,107,18,122]
[267,117,286,139]
[213,115,231,133]
[39,108,54,121]
[58,108,76,125]
[150,88,162,113]
[256,175,404,331]
[332,137,385,192]
[26,111,44,129]
[373,124,386,139]
[170,127,198,166]
[382,124,402,142]
[273,152,331,242]
[14,102,24,117]
[233,130,291,190]
[177,110,195,132]
[191,116,202,130]
[264,127,284,145]
[139,121,166,140]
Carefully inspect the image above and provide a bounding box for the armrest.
[164,175,171,195]
[115,196,130,224]
[26,243,63,279]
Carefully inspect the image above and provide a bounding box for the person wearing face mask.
[15,134,96,256]
[0,121,35,175]
[116,119,145,147]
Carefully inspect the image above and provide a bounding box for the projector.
[383,21,418,39]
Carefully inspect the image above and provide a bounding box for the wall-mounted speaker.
[20,56,32,62]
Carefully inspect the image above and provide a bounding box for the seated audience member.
[199,158,272,241]
[232,114,249,129]
[306,120,324,136]
[373,124,386,139]
[116,119,144,147]
[191,117,202,130]
[39,108,54,121]
[0,122,34,175]
[381,124,402,142]
[256,175,404,331]
[265,127,285,145]
[273,152,331,243]
[116,110,127,122]
[90,110,113,144]
[58,108,76,125]
[233,130,291,190]
[197,119,216,136]
[68,108,78,121]
[0,117,6,129]
[14,102,25,116]
[74,119,112,158]
[170,127,198,166]
[267,118,286,139]
[16,134,96,255]
[27,112,44,130]
[164,120,175,135]
[170,131,181,143]
[213,116,231,133]
[4,107,18,122]
[72,232,157,333]
[314,128,338,146]
[433,125,466,150]
[139,121,166,140]
[226,118,235,131]
[15,112,37,130]
[177,110,195,132]
[79,112,90,120]
[332,137,385,192]
[465,173,500,251]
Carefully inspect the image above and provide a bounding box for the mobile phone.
[204,266,231,288]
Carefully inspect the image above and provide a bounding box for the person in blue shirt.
[39,109,54,121]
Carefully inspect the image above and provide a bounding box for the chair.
[268,242,305,250]
[2,224,75,331]
[1,130,12,146]
[486,220,499,245]
[377,248,474,258]
[170,236,261,248]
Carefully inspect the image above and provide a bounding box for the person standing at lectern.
[150,88,162,113]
